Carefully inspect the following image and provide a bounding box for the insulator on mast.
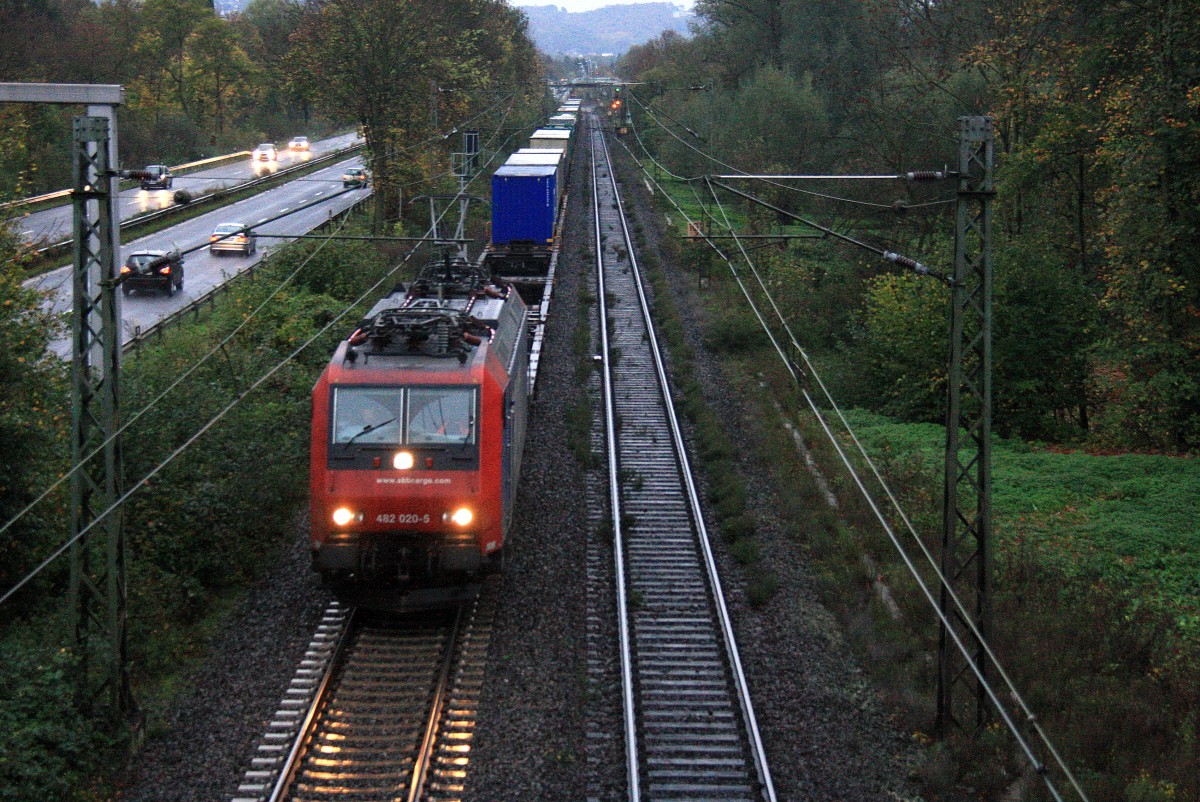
[883,251,953,285]
[904,170,952,182]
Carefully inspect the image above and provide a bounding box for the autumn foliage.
[620,0,1200,451]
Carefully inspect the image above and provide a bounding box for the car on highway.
[140,164,173,190]
[253,143,277,161]
[288,136,310,151]
[120,249,184,295]
[342,167,369,189]
[210,223,258,256]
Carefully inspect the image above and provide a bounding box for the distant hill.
[518,3,693,56]
[212,0,692,57]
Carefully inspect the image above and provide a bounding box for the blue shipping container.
[492,164,557,246]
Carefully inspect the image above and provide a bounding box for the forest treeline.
[617,0,1200,451]
[0,0,545,207]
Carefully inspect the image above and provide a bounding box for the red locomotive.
[309,258,529,601]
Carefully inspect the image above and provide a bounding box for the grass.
[634,161,1200,799]
[839,409,1200,633]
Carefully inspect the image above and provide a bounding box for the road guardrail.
[33,142,364,260]
[122,190,372,355]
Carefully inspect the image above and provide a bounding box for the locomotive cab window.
[332,387,403,444]
[331,385,476,447]
[407,387,476,445]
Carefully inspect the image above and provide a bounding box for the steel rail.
[592,117,642,802]
[264,606,357,802]
[405,605,465,802]
[256,609,465,802]
[596,124,778,802]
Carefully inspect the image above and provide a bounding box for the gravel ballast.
[119,528,332,802]
[118,115,924,802]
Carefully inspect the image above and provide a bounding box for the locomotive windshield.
[332,387,403,444]
[407,387,475,445]
[332,386,476,446]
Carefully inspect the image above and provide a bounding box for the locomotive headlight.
[448,507,473,527]
[393,451,415,470]
[331,507,356,526]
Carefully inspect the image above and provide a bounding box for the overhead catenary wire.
[610,130,1091,801]
[0,104,526,608]
[628,92,956,210]
[704,161,1088,802]
[10,90,533,283]
[626,89,945,279]
[0,211,353,561]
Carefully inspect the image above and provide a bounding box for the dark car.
[120,249,184,295]
[342,167,369,189]
[140,164,173,190]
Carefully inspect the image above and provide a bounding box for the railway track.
[231,581,496,802]
[586,116,777,801]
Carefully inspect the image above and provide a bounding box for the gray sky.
[511,0,693,15]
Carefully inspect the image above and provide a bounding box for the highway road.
[10,131,362,245]
[26,152,370,357]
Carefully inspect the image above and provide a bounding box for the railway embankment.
[0,227,398,801]
[608,128,1200,799]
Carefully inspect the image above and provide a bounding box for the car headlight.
[332,507,356,526]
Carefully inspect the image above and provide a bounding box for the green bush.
[746,569,779,607]
[704,308,770,354]
[0,645,118,802]
[0,237,70,609]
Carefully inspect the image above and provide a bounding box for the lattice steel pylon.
[67,114,132,719]
[936,116,995,735]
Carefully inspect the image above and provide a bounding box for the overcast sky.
[511,0,693,15]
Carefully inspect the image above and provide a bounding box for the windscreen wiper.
[343,418,396,447]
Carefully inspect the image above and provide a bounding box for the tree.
[693,0,786,80]
[0,217,69,599]
[240,0,310,123]
[1088,0,1200,448]
[186,17,259,134]
[289,0,541,230]
[710,66,830,173]
[290,0,456,226]
[138,0,214,122]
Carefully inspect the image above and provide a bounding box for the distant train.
[308,99,578,603]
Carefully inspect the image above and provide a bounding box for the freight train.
[309,100,578,604]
